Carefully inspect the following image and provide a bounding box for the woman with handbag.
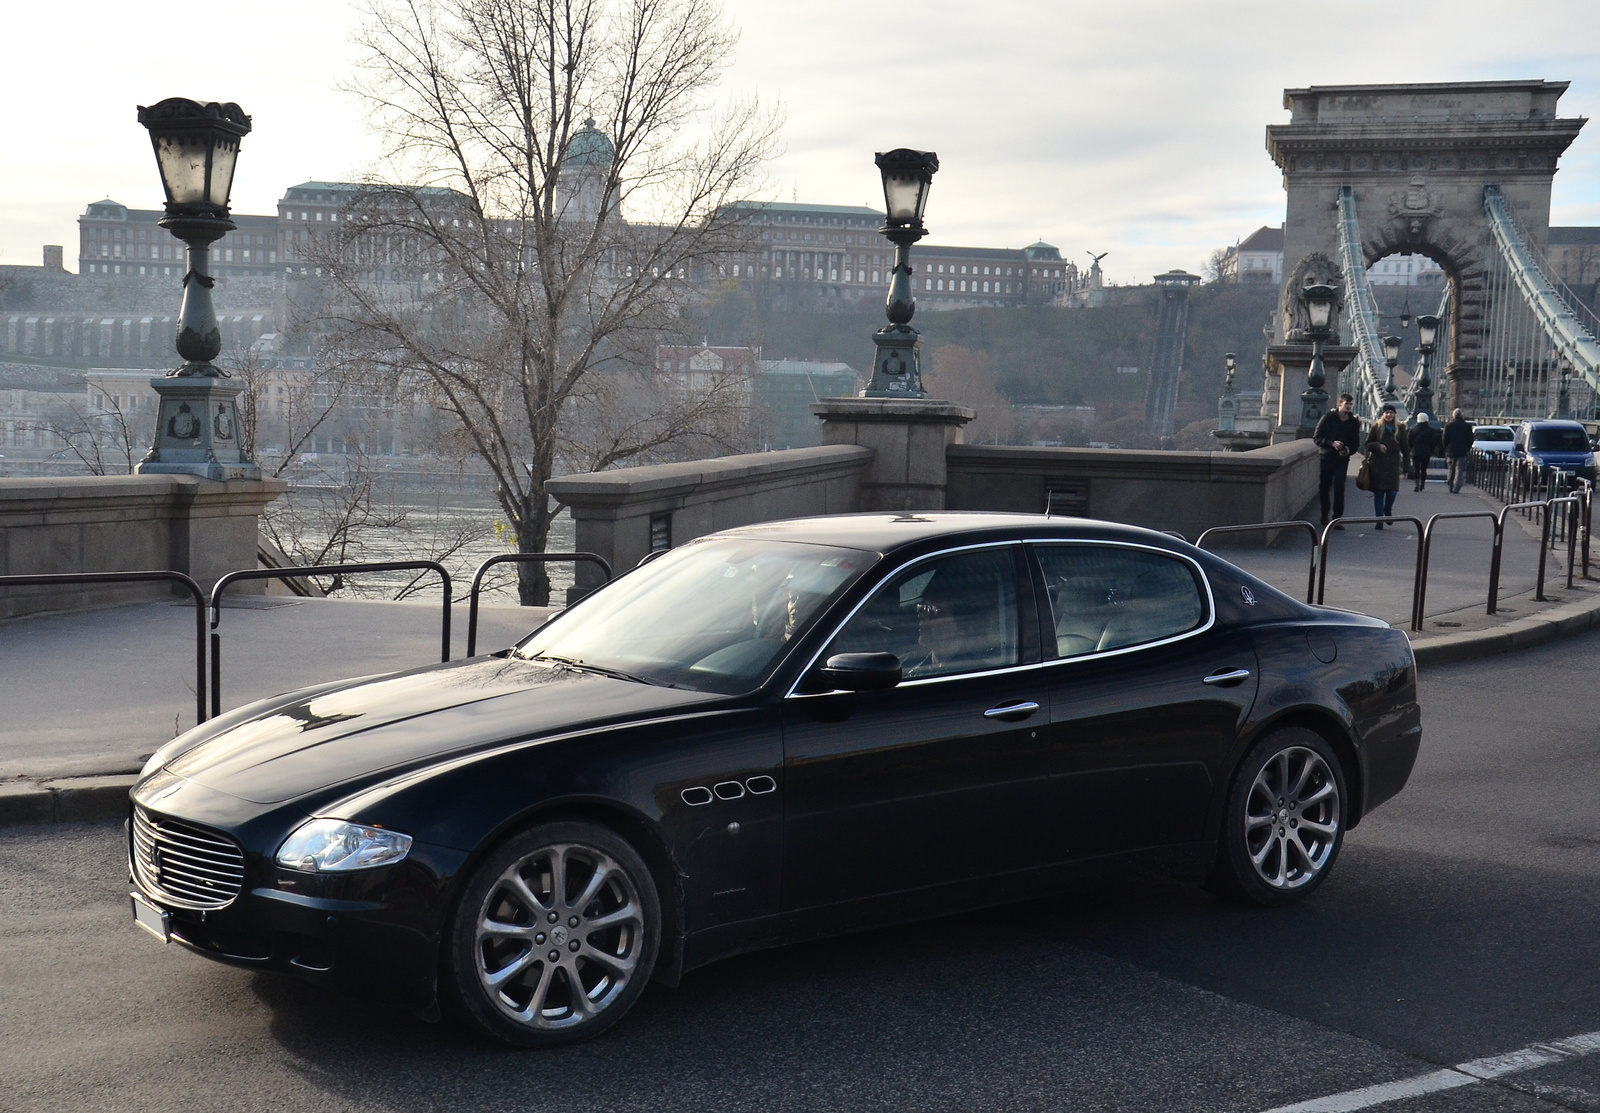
[1363,403,1409,529]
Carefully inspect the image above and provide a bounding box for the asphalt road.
[3,632,1600,1112]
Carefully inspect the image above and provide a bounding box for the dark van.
[1515,420,1597,482]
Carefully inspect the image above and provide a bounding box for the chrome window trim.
[784,541,1022,698]
[785,537,1216,699]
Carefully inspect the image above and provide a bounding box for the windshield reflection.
[515,538,876,693]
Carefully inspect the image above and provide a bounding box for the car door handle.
[983,700,1041,721]
[1202,669,1252,687]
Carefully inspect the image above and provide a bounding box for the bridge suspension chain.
[1483,185,1600,415]
[1335,187,1403,421]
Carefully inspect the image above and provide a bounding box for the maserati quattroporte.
[129,513,1421,1046]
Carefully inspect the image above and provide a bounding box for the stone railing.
[0,475,285,619]
[548,445,872,600]
[944,439,1321,540]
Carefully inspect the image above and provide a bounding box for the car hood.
[161,658,726,805]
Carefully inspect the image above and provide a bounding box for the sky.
[3,0,1597,286]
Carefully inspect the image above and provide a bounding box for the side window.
[1034,545,1206,657]
[828,548,1019,679]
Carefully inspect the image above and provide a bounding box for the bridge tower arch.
[1262,80,1584,431]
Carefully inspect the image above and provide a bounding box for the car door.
[779,543,1053,911]
[1028,541,1259,861]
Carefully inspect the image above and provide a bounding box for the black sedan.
[128,513,1421,1047]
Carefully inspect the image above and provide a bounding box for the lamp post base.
[135,374,260,482]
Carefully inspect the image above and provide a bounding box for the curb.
[0,775,135,829]
[1410,585,1600,666]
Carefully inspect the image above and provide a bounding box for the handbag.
[1355,456,1372,492]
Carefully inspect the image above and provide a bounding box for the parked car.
[128,514,1422,1046]
[1471,424,1517,455]
[1514,419,1597,481]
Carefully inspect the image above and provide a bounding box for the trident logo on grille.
[151,844,165,882]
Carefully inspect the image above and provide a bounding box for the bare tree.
[32,397,138,475]
[320,0,782,604]
[1204,247,1235,285]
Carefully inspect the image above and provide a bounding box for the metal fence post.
[464,552,615,657]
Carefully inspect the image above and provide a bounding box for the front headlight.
[276,819,414,872]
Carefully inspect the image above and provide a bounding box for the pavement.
[2,629,1599,1111]
[2,471,1596,819]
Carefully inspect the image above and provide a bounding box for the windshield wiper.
[527,653,662,687]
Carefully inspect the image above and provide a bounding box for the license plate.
[130,892,170,944]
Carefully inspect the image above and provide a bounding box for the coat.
[1365,421,1409,491]
[1442,416,1475,457]
[1409,422,1440,460]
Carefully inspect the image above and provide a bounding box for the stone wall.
[943,440,1321,541]
[0,476,285,619]
[547,445,872,600]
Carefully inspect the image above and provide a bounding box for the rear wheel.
[442,820,660,1047]
[1211,728,1347,907]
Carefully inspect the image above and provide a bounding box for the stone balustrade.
[0,475,285,618]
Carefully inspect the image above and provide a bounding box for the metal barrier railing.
[1416,512,1502,625]
[464,552,614,657]
[0,571,209,725]
[1195,521,1320,604]
[208,561,452,717]
[1317,517,1426,629]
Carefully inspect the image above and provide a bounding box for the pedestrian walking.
[1364,403,1408,528]
[1312,393,1362,528]
[1442,408,1475,493]
[1409,414,1439,491]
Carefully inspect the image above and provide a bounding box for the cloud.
[1,0,1595,283]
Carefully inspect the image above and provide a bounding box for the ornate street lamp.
[863,148,938,398]
[1555,360,1573,420]
[1412,312,1439,422]
[1382,334,1402,407]
[1297,280,1337,436]
[1217,352,1238,432]
[133,98,259,480]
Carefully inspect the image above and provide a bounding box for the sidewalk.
[2,475,1595,793]
[0,596,555,780]
[1208,475,1596,648]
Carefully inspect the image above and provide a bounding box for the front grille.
[132,807,245,910]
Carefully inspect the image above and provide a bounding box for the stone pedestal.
[137,375,259,481]
[1264,343,1356,442]
[812,397,974,511]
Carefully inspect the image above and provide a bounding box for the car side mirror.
[812,652,902,692]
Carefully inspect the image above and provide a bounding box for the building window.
[872,271,880,283]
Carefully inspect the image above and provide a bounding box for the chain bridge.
[1258,80,1597,433]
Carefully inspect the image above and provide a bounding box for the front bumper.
[127,814,465,1010]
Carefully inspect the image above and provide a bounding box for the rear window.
[1033,544,1206,658]
[1529,427,1592,453]
[1474,427,1514,442]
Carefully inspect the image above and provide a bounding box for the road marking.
[1260,1029,1600,1113]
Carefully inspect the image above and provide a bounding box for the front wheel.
[442,820,660,1047]
[1211,728,1347,907]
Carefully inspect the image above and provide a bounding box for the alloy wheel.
[1243,745,1340,890]
[473,841,645,1031]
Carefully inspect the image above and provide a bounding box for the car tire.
[1209,728,1347,907]
[442,820,660,1047]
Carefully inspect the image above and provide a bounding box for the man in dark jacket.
[1409,414,1440,491]
[1442,408,1475,493]
[1312,393,1362,527]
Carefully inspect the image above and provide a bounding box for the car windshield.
[1474,428,1514,442]
[1529,427,1591,453]
[515,538,875,694]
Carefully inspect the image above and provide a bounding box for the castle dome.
[563,119,614,170]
